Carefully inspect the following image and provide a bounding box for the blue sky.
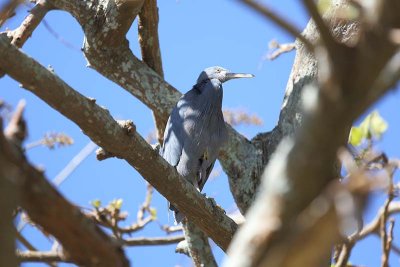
[1,1,399,266]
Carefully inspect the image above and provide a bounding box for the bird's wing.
[198,160,216,191]
[161,104,185,167]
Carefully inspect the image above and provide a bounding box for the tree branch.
[0,33,237,251]
[43,0,264,214]
[122,235,185,246]
[138,0,166,143]
[0,121,18,267]
[182,219,217,267]
[7,0,53,48]
[224,0,400,266]
[0,121,129,266]
[16,250,67,263]
[15,231,56,267]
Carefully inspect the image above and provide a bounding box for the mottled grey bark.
[0,33,237,251]
[182,220,217,267]
[44,0,265,214]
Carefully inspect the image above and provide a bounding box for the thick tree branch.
[138,0,166,143]
[224,0,400,266]
[0,34,237,251]
[0,123,129,266]
[138,0,163,78]
[182,220,217,267]
[0,123,18,267]
[7,0,53,48]
[43,0,264,213]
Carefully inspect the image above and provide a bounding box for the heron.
[160,66,254,224]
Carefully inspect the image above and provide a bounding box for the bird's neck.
[198,78,223,108]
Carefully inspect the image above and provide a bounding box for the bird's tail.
[169,203,184,225]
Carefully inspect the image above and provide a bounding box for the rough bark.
[225,0,400,266]
[0,135,18,267]
[0,34,237,251]
[138,0,166,143]
[43,0,265,214]
[0,121,129,267]
[182,220,217,267]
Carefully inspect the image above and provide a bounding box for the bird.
[160,66,254,224]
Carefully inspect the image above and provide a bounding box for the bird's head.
[197,66,254,84]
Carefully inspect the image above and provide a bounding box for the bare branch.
[15,231,57,267]
[0,121,18,267]
[138,0,163,78]
[238,0,314,52]
[4,99,27,147]
[223,109,263,127]
[7,0,53,48]
[16,250,67,263]
[122,235,185,246]
[266,40,296,60]
[25,132,73,150]
[138,0,166,143]
[0,118,129,266]
[182,219,217,267]
[0,33,237,251]
[382,219,395,267]
[45,0,264,214]
[52,141,96,186]
[161,224,183,234]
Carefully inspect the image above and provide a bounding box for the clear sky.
[1,1,399,266]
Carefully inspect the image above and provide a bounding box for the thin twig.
[122,235,185,246]
[16,250,67,263]
[52,141,97,186]
[380,171,395,267]
[382,219,395,267]
[15,231,57,267]
[161,224,183,234]
[266,40,296,60]
[239,0,314,52]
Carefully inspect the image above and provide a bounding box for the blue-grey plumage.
[160,66,254,224]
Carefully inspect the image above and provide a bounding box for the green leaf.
[348,110,388,146]
[149,207,157,220]
[369,111,388,138]
[90,199,101,209]
[109,198,123,210]
[349,126,364,146]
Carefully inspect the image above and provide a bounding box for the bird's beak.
[225,72,255,81]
